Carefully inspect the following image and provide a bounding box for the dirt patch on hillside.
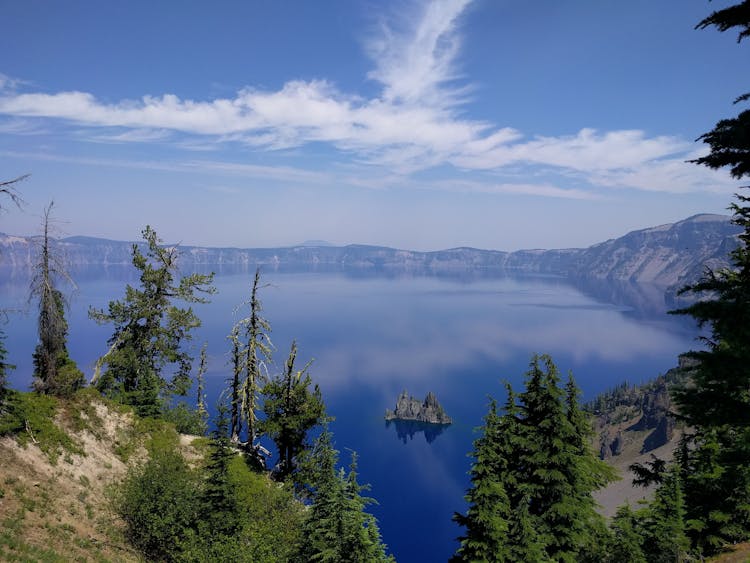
[0,399,140,562]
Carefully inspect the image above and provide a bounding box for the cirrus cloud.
[0,0,737,197]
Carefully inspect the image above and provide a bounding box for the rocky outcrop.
[588,358,699,460]
[385,391,452,425]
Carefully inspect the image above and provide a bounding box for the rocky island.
[385,391,452,425]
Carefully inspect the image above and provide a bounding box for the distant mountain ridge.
[0,214,741,292]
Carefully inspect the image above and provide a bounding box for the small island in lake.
[385,390,452,425]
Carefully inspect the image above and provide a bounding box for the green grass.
[0,390,84,464]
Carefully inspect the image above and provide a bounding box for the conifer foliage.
[453,354,612,562]
[261,340,326,481]
[31,202,84,396]
[297,428,394,563]
[670,1,750,552]
[90,226,215,416]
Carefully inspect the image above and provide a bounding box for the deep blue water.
[0,267,700,562]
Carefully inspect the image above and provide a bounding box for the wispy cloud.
[0,0,736,197]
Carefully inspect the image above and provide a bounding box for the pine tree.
[0,328,14,404]
[452,399,513,562]
[607,504,646,563]
[228,324,243,443]
[453,358,611,562]
[518,355,610,562]
[202,402,240,536]
[31,202,84,396]
[669,2,750,551]
[90,226,215,416]
[298,428,393,563]
[261,340,326,481]
[641,468,689,563]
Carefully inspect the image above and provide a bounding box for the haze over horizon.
[0,0,744,251]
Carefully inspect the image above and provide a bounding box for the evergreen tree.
[607,504,646,563]
[241,267,272,446]
[31,202,84,396]
[670,2,750,551]
[90,226,215,416]
[453,357,611,562]
[0,328,14,404]
[641,468,689,563]
[202,402,241,537]
[226,267,272,447]
[298,428,393,563]
[228,324,243,442]
[261,340,326,481]
[452,399,512,562]
[518,355,611,562]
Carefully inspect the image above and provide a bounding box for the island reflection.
[385,419,450,444]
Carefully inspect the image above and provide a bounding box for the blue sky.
[0,0,745,251]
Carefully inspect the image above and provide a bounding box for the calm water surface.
[0,267,700,562]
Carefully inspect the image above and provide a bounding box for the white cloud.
[366,0,472,106]
[0,0,736,197]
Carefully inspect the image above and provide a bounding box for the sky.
[0,0,746,251]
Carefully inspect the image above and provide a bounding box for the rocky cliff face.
[385,391,452,425]
[569,214,739,289]
[589,357,698,460]
[0,214,741,292]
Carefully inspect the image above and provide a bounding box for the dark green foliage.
[0,328,14,404]
[118,447,201,561]
[31,203,84,397]
[695,0,750,42]
[117,406,305,562]
[518,356,613,562]
[607,505,646,563]
[453,355,613,562]
[201,403,241,536]
[261,340,326,481]
[297,428,394,563]
[161,401,207,435]
[90,226,215,416]
[668,3,750,552]
[452,399,513,562]
[640,468,690,563]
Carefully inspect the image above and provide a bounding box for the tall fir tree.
[641,467,689,563]
[90,226,215,416]
[607,504,646,563]
[31,202,84,396]
[453,357,611,562]
[670,1,750,551]
[518,355,611,562]
[202,402,241,537]
[452,399,513,562]
[297,428,393,563]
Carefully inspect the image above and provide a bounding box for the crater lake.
[0,266,701,562]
